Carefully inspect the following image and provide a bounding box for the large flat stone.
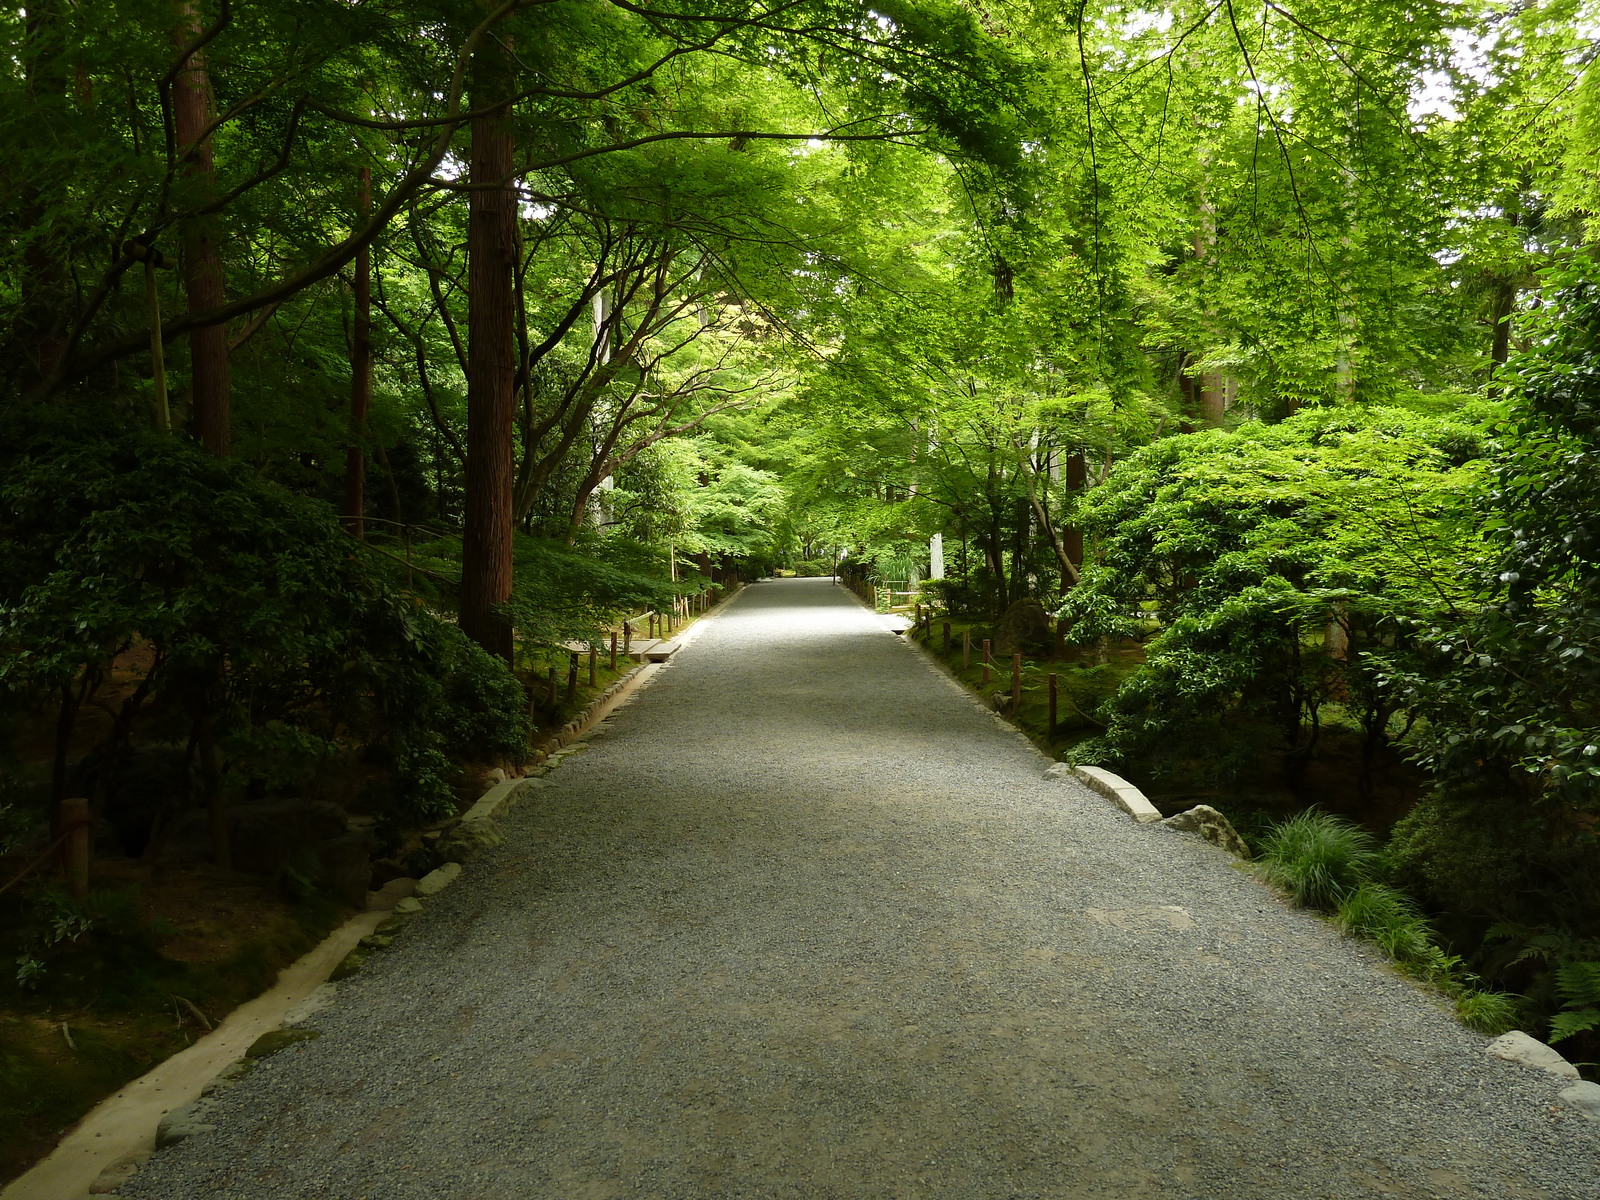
[1486,1030,1580,1079]
[1560,1081,1600,1120]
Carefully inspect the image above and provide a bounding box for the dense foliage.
[1059,405,1490,787]
[0,417,527,839]
[1,0,1599,1088]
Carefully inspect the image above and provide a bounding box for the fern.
[1549,961,1600,1044]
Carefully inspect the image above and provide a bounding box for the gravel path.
[123,578,1600,1200]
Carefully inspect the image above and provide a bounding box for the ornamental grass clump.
[1256,810,1520,1036]
[1254,809,1375,911]
[1335,882,1434,966]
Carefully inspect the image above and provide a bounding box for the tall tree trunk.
[1063,451,1086,578]
[345,166,373,538]
[459,32,518,661]
[173,0,230,455]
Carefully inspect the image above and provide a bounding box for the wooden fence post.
[963,630,971,670]
[623,622,632,654]
[1011,652,1022,713]
[62,797,90,901]
[566,652,579,701]
[610,631,618,671]
[981,639,991,686]
[588,646,598,687]
[942,621,951,652]
[1048,673,1058,736]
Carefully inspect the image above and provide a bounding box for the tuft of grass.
[1456,990,1521,1036]
[1254,809,1376,911]
[1336,882,1435,967]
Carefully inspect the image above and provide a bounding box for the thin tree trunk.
[459,31,518,661]
[1487,277,1515,400]
[173,0,230,455]
[345,166,373,538]
[1020,451,1080,592]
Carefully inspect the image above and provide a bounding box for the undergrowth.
[1253,809,1519,1036]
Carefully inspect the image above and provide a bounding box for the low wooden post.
[62,797,90,900]
[610,631,619,671]
[588,646,598,687]
[1048,673,1058,736]
[872,585,880,612]
[566,652,579,701]
[623,621,632,654]
[981,638,991,686]
[942,621,951,652]
[963,630,971,670]
[1011,652,1022,713]
[915,602,922,630]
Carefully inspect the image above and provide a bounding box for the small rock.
[329,949,366,981]
[89,1150,151,1192]
[1559,1081,1600,1120]
[358,933,393,951]
[1043,763,1074,781]
[155,1102,216,1149]
[415,861,463,896]
[993,598,1054,656]
[484,767,508,786]
[1161,805,1251,859]
[1486,1031,1581,1079]
[392,897,424,916]
[437,818,504,863]
[245,1027,321,1059]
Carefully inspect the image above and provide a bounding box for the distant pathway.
[125,578,1600,1199]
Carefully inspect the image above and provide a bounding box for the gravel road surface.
[123,577,1600,1199]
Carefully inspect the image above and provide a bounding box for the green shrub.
[0,419,529,839]
[1255,810,1376,911]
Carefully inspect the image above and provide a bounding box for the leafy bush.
[1254,810,1376,910]
[1058,406,1490,786]
[0,418,528,838]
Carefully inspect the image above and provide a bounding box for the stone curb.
[1045,762,1163,823]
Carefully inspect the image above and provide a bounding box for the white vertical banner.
[930,532,945,580]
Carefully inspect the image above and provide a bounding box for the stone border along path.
[107,577,1600,1200]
